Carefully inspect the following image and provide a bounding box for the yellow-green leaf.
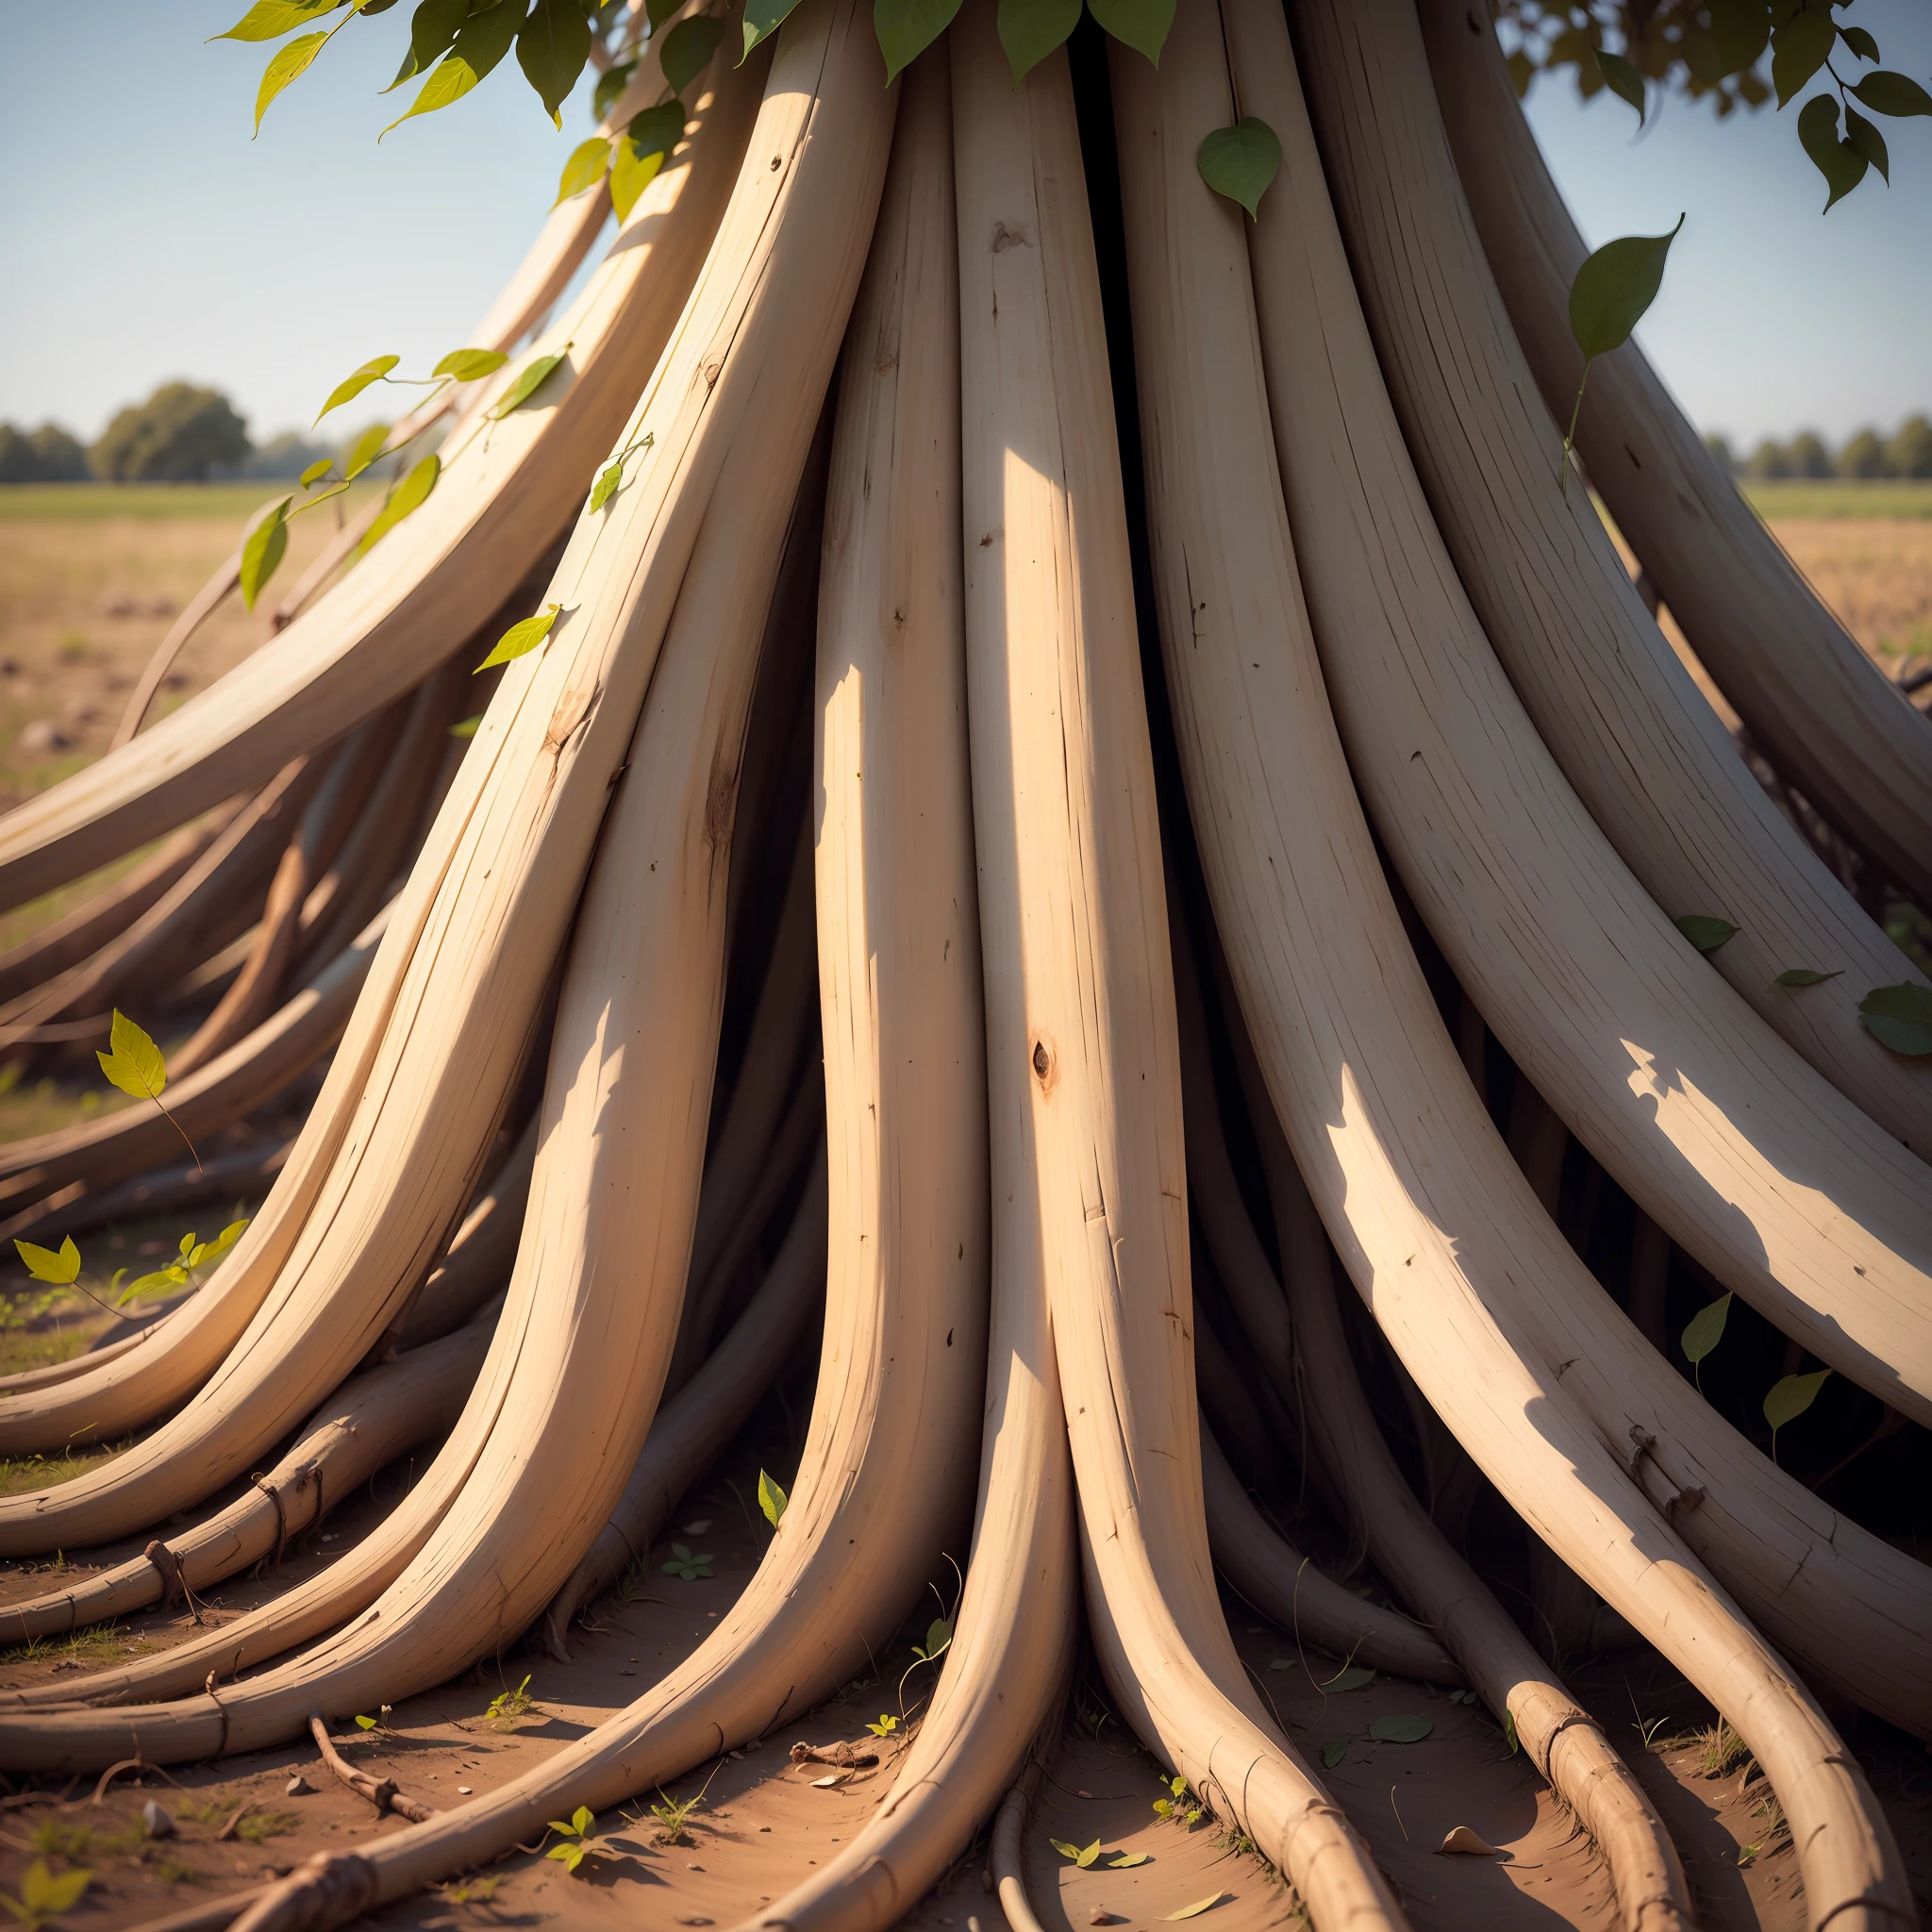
[14,1237,80,1286]
[1764,1368,1830,1432]
[20,1860,92,1917]
[487,345,572,420]
[589,459,625,513]
[758,1468,789,1526]
[475,602,562,673]
[213,0,341,42]
[255,29,329,131]
[555,136,613,206]
[432,347,510,384]
[240,498,291,611]
[1681,1292,1731,1365]
[354,453,441,558]
[1165,1895,1230,1921]
[299,456,334,488]
[381,0,522,136]
[98,1009,169,1104]
[341,421,391,481]
[1110,1851,1152,1867]
[449,715,482,738]
[316,354,399,423]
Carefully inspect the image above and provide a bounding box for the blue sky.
[1,2,1928,450]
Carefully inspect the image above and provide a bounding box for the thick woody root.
[1221,0,1932,1752]
[0,1301,499,1644]
[0,25,764,915]
[1291,0,1930,1157]
[1415,0,1932,908]
[1140,7,1914,1926]
[0,0,898,1767]
[942,23,1402,1930]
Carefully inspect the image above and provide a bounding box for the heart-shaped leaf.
[874,0,964,85]
[516,0,593,123]
[1763,1368,1830,1431]
[1859,981,1932,1055]
[1089,0,1174,66]
[660,13,724,93]
[1797,94,1869,209]
[1843,105,1890,183]
[741,0,806,60]
[1196,118,1281,220]
[1370,1714,1434,1744]
[1770,5,1835,106]
[997,0,1081,82]
[1681,1292,1731,1365]
[1569,217,1683,360]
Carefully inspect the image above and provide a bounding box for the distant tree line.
[1706,415,1932,481]
[0,382,339,485]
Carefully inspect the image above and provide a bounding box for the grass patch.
[0,1620,145,1669]
[1739,479,1932,520]
[0,483,376,523]
[0,1436,131,1502]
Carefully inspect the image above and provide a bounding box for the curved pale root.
[1252,23,1932,1427]
[0,809,240,1007]
[0,0,899,1756]
[946,23,1402,1932]
[1198,1430,1461,1686]
[0,23,760,916]
[0,1302,499,1644]
[743,56,1086,1931]
[1293,0,1929,1155]
[988,1746,1058,1932]
[1417,0,1932,908]
[1220,21,1932,1734]
[0,23,839,1553]
[0,758,321,1047]
[541,1141,827,1658]
[1166,8,1914,1923]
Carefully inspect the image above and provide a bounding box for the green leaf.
[1770,5,1835,106]
[589,460,625,513]
[1843,105,1890,183]
[1763,1368,1830,1431]
[1797,94,1869,209]
[758,1468,789,1527]
[299,456,334,488]
[1707,0,1769,76]
[874,0,963,85]
[1839,25,1880,65]
[214,0,344,40]
[997,0,1081,80]
[1858,982,1932,1055]
[1320,1664,1376,1693]
[1849,70,1932,118]
[316,354,399,423]
[487,345,572,419]
[1595,48,1645,123]
[1568,216,1684,359]
[355,1713,377,1729]
[1088,0,1174,66]
[19,1860,91,1916]
[661,14,724,93]
[1504,1707,1520,1756]
[254,30,330,131]
[355,453,441,558]
[1674,912,1738,952]
[1370,1714,1434,1743]
[1322,1738,1347,1768]
[430,350,507,389]
[1680,1292,1731,1365]
[556,135,613,205]
[741,0,806,61]
[1165,1896,1230,1921]
[646,0,680,28]
[612,102,686,219]
[924,1616,953,1657]
[382,0,523,135]
[592,57,637,118]
[449,715,483,738]
[118,1268,189,1306]
[1196,117,1281,219]
[391,0,466,89]
[475,602,561,673]
[240,498,291,611]
[573,1806,594,1836]
[1774,967,1843,988]
[341,421,391,482]
[517,0,594,123]
[1110,1852,1152,1867]
[14,1237,80,1286]
[98,1009,168,1104]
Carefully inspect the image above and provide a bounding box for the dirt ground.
[0,489,1928,1931]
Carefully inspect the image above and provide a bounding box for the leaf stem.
[1559,357,1593,497]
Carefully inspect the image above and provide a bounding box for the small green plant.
[1560,218,1683,494]
[441,1874,503,1907]
[659,1542,713,1582]
[1764,1368,1831,1463]
[543,1805,617,1875]
[27,1818,92,1866]
[484,1676,536,1732]
[232,1809,300,1845]
[1681,1293,1732,1392]
[0,1859,91,1929]
[114,1220,250,1307]
[1153,1772,1204,1829]
[97,1010,201,1172]
[864,1713,898,1739]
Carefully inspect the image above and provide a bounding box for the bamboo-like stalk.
[0,25,763,915]
[0,0,900,1758]
[0,1302,499,1644]
[541,1141,827,1658]
[1291,0,1930,1155]
[946,21,1403,1930]
[1156,7,1914,1922]
[1416,0,1932,908]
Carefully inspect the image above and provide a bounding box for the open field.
[1740,479,1932,521]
